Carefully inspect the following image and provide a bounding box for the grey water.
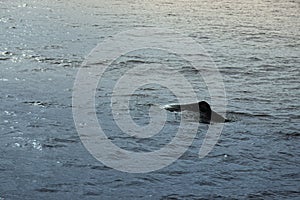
[0,0,299,199]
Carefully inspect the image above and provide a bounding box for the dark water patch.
[90,165,111,171]
[284,132,300,137]
[51,137,79,144]
[166,13,177,17]
[161,194,227,200]
[119,59,158,64]
[62,161,92,168]
[35,188,61,193]
[106,135,133,141]
[248,56,263,61]
[83,191,102,196]
[276,131,300,140]
[42,137,79,149]
[42,143,67,148]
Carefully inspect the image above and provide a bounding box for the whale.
[164,101,229,123]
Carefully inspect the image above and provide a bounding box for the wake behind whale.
[163,101,229,124]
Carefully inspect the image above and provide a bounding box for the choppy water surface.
[1,0,299,199]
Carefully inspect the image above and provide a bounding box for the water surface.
[0,0,299,199]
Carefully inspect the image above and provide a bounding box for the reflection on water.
[0,0,299,199]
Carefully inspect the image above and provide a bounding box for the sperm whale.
[164,101,229,123]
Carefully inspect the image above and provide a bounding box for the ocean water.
[0,0,299,199]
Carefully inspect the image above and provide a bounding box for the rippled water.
[1,0,299,199]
